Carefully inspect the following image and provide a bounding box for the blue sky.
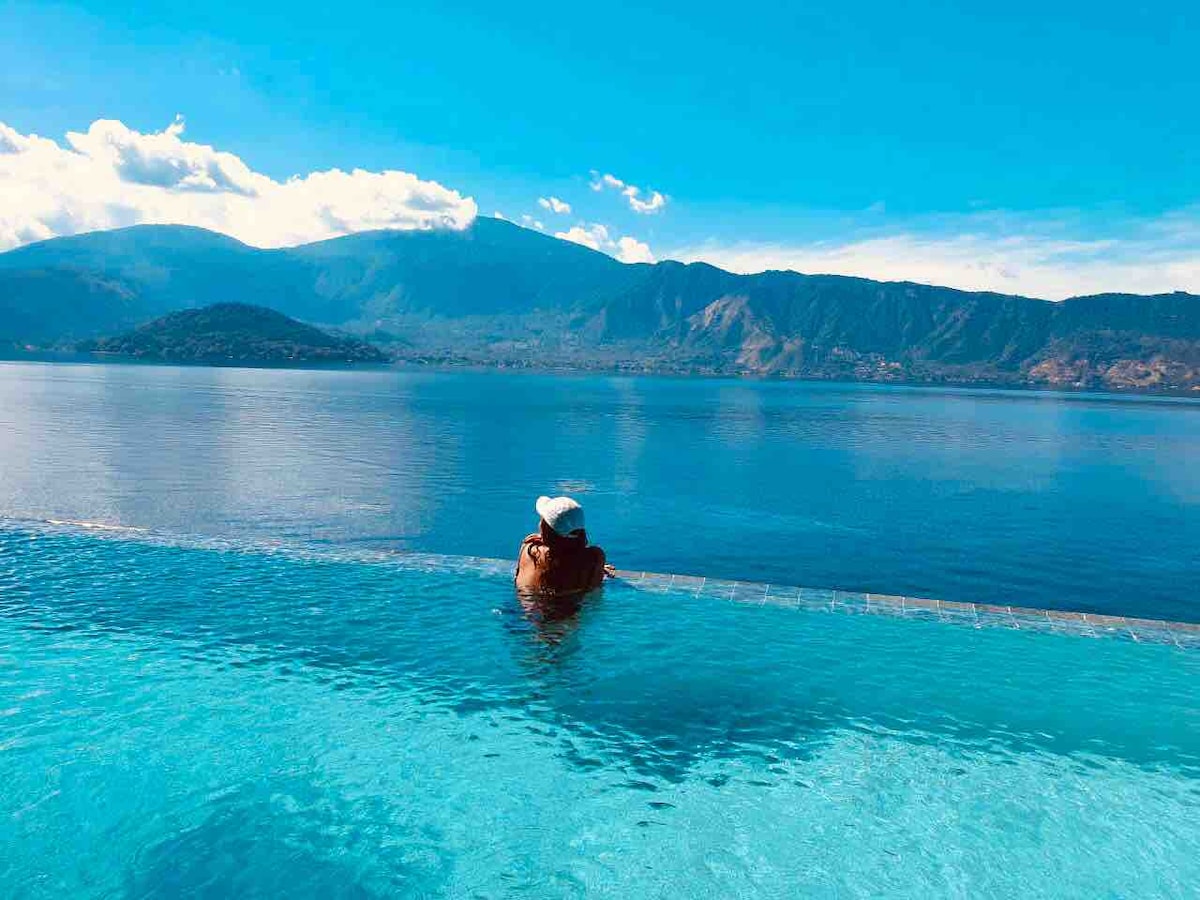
[2,0,1198,297]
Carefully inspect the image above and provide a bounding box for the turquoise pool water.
[2,523,1198,898]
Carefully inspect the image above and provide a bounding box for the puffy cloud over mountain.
[555,222,656,263]
[0,117,477,250]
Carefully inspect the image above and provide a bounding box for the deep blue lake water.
[1,360,1199,621]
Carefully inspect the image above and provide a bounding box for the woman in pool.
[515,495,610,595]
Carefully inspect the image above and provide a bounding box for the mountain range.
[2,218,1198,390]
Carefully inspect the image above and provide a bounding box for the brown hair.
[526,519,598,594]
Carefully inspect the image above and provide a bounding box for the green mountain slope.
[81,303,386,364]
[284,217,644,321]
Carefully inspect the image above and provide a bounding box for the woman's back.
[515,530,606,595]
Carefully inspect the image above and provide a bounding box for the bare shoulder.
[585,545,607,588]
[518,533,545,566]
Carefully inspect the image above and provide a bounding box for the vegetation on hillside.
[78,303,387,364]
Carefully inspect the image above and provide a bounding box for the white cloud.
[624,187,666,214]
[674,214,1200,300]
[537,195,571,215]
[615,235,655,263]
[555,221,656,263]
[555,223,609,251]
[590,171,667,214]
[0,117,477,251]
[493,211,508,220]
[520,214,545,231]
[65,116,258,195]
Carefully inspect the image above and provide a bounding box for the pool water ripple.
[1,521,1198,897]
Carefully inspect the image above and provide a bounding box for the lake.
[2,360,1198,622]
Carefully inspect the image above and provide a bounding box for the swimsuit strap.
[515,533,544,582]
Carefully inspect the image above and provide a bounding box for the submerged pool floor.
[1,522,1198,898]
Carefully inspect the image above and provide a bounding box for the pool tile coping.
[610,568,1200,648]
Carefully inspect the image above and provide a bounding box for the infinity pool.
[1,523,1197,897]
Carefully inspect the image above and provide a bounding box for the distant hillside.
[80,303,386,365]
[4,220,1200,390]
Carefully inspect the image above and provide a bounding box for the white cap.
[536,495,586,537]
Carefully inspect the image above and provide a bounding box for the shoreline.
[3,349,1200,401]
